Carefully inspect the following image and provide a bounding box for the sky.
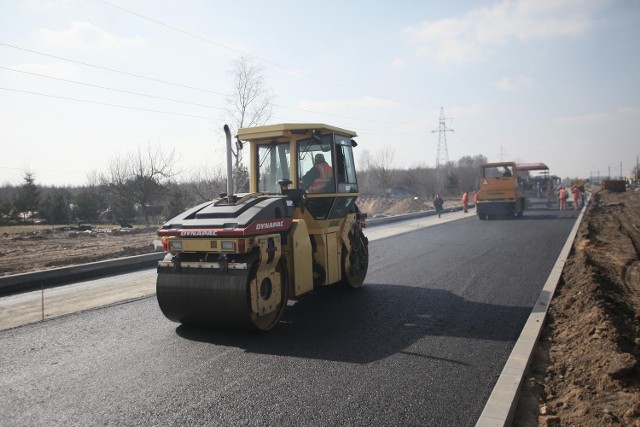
[1,0,639,187]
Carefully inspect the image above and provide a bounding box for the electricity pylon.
[431,107,454,192]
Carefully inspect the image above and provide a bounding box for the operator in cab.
[302,153,333,193]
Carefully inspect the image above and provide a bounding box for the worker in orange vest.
[571,185,581,210]
[473,191,479,212]
[462,191,469,213]
[302,153,333,193]
[558,186,568,211]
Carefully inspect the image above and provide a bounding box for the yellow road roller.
[156,123,369,330]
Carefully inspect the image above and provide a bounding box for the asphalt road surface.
[0,208,580,427]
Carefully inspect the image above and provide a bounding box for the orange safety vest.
[558,188,567,200]
[308,162,333,193]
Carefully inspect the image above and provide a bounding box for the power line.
[1,66,225,111]
[95,0,435,110]
[0,52,422,126]
[0,87,214,120]
[0,42,229,97]
[2,83,432,135]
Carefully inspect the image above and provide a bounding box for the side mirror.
[351,139,358,147]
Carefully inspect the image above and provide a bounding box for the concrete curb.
[475,202,588,426]
[0,252,165,294]
[366,206,464,227]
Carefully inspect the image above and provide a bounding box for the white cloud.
[391,58,405,68]
[403,0,603,64]
[37,21,148,50]
[494,75,535,92]
[12,62,79,79]
[555,112,610,125]
[297,96,399,111]
[618,106,640,117]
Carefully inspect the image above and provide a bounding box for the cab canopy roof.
[236,123,357,142]
[517,163,549,171]
[480,161,516,167]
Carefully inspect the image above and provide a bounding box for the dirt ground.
[514,188,640,427]
[2,191,639,425]
[0,225,160,277]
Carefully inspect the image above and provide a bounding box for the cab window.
[335,135,358,193]
[257,142,290,193]
[298,135,335,194]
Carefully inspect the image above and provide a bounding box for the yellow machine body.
[477,161,526,219]
[156,124,368,330]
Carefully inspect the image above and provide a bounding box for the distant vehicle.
[477,162,526,220]
[516,163,561,208]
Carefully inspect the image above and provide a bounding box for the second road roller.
[156,123,369,330]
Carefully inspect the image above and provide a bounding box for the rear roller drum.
[341,227,369,288]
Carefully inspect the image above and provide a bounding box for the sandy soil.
[2,191,639,426]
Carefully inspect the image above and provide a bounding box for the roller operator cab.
[156,124,369,331]
[477,161,526,220]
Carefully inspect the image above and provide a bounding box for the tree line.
[0,148,486,226]
[0,147,229,226]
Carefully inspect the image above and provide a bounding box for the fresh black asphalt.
[0,208,579,426]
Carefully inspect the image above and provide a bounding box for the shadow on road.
[176,282,530,364]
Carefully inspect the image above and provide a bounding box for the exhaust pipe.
[224,124,233,200]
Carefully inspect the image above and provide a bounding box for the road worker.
[474,191,479,212]
[462,191,469,213]
[558,186,568,211]
[433,194,444,218]
[571,185,581,210]
[302,153,333,193]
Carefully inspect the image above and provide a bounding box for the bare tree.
[222,55,273,192]
[368,147,396,196]
[182,165,227,205]
[101,143,177,225]
[454,154,487,193]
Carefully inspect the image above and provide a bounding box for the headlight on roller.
[221,241,235,251]
[169,240,183,251]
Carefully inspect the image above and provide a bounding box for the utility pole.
[498,145,507,162]
[619,161,622,179]
[431,107,454,192]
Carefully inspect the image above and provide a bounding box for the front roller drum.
[156,261,288,331]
